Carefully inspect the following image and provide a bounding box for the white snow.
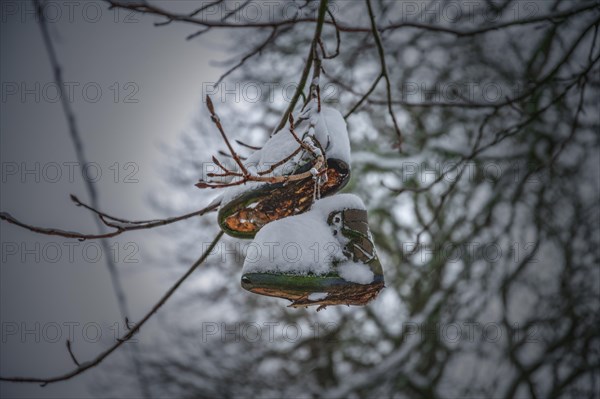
[309,193,366,216]
[207,193,224,208]
[251,129,304,176]
[296,103,351,165]
[308,292,328,301]
[241,205,343,275]
[219,105,351,207]
[338,261,375,284]
[220,180,263,207]
[242,194,369,278]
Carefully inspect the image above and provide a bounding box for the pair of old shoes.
[217,104,384,308]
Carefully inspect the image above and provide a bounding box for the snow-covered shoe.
[240,194,384,308]
[218,106,351,238]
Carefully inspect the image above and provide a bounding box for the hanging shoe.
[241,194,384,309]
[218,106,351,238]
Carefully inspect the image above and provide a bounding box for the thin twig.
[104,1,597,36]
[379,2,599,35]
[190,0,225,18]
[303,41,323,111]
[0,200,219,240]
[235,140,262,151]
[344,74,383,118]
[222,0,251,22]
[66,340,80,368]
[257,147,303,176]
[186,27,211,40]
[322,7,341,59]
[214,26,282,86]
[206,95,250,176]
[217,149,246,161]
[365,0,403,150]
[197,148,324,187]
[155,0,225,26]
[197,97,325,189]
[273,0,329,133]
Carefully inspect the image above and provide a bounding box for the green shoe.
[241,194,384,309]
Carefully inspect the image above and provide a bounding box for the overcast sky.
[1,2,229,397]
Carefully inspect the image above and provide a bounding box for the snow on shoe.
[240,194,384,308]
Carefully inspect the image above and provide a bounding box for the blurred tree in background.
[119,1,598,397]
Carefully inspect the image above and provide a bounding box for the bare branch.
[0,199,219,240]
[343,74,383,118]
[104,0,597,36]
[365,0,403,150]
[214,26,284,86]
[205,95,251,176]
[274,0,330,133]
[380,2,599,36]
[257,146,303,176]
[234,140,262,151]
[322,7,341,59]
[221,0,251,22]
[196,96,326,189]
[66,340,80,368]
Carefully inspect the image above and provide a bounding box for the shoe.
[218,106,351,238]
[241,194,384,309]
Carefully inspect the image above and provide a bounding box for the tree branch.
[104,1,597,36]
[196,97,325,189]
[0,198,219,240]
[214,26,285,86]
[273,0,329,133]
[365,0,403,150]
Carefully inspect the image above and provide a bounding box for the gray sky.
[1,1,225,397]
